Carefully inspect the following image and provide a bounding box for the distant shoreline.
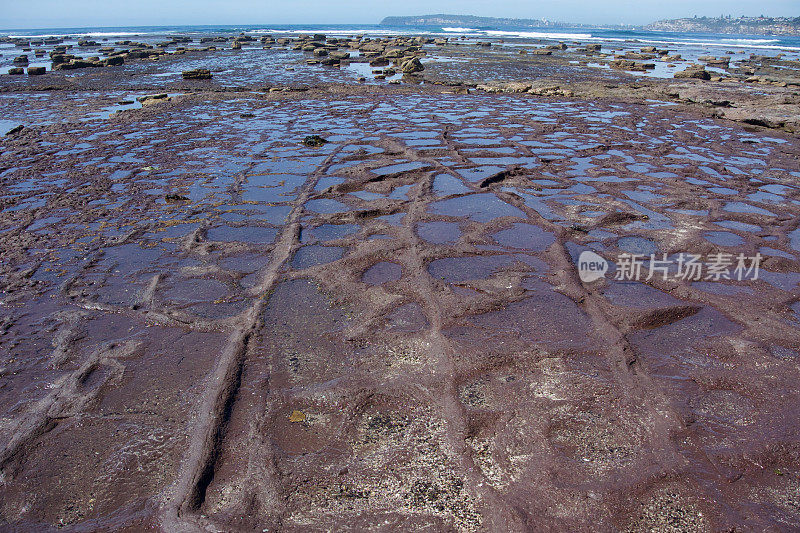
[646,16,800,36]
[3,22,800,47]
[380,14,627,31]
[382,14,800,37]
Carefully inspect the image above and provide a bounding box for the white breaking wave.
[249,28,419,36]
[431,28,794,51]
[718,38,779,44]
[607,37,799,51]
[8,31,147,38]
[484,30,593,40]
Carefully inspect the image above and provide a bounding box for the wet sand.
[1,33,800,531]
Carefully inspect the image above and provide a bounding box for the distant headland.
[645,16,800,36]
[381,14,800,36]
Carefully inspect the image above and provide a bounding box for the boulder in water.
[302,135,328,147]
[182,68,212,80]
[400,57,424,74]
[674,65,711,80]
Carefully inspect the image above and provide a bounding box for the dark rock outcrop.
[182,68,212,80]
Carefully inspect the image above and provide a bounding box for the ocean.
[3,23,800,52]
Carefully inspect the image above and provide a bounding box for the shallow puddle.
[428,255,519,283]
[290,245,344,269]
[704,231,745,247]
[429,193,525,222]
[492,223,555,251]
[416,221,461,244]
[207,225,278,244]
[617,236,658,256]
[362,261,402,285]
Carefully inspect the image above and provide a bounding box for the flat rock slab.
[0,90,799,531]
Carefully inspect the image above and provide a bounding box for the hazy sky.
[3,0,798,29]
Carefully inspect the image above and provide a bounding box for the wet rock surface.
[181,68,212,80]
[0,29,799,532]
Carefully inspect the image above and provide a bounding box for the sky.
[2,0,798,29]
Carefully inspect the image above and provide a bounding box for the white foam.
[8,31,146,39]
[608,36,799,52]
[484,30,593,40]
[248,28,417,36]
[723,38,779,44]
